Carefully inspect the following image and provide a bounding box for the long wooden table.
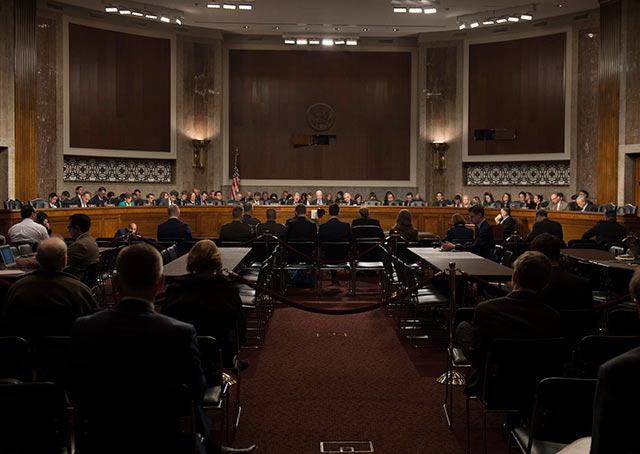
[1,205,639,244]
[163,247,251,277]
[408,247,513,280]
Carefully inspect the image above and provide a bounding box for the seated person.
[89,187,108,207]
[7,205,49,244]
[455,251,560,395]
[66,213,99,280]
[531,233,593,310]
[115,222,138,238]
[285,204,317,242]
[526,209,563,243]
[2,237,97,339]
[162,240,246,366]
[342,192,356,206]
[590,267,640,454]
[444,213,473,243]
[220,206,254,242]
[494,206,517,239]
[390,209,419,242]
[575,195,597,212]
[36,212,51,236]
[581,209,627,244]
[48,192,59,208]
[117,193,133,207]
[256,208,286,238]
[432,192,446,207]
[442,206,494,258]
[352,207,381,228]
[157,205,193,241]
[318,204,351,244]
[404,192,414,206]
[242,203,261,231]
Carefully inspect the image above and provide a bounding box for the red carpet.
[232,276,507,453]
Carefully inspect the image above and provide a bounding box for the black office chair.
[576,335,640,378]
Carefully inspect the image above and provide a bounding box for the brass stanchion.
[437,262,465,385]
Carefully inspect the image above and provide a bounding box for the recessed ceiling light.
[459,23,466,30]
[223,4,236,9]
[119,9,131,15]
[284,39,295,44]
[334,27,340,31]
[507,16,519,22]
[322,38,334,46]
[239,4,252,10]
[520,14,532,20]
[424,8,437,14]
[296,38,307,45]
[557,4,563,8]
[393,7,406,13]
[409,7,422,13]
[496,18,507,23]
[482,20,494,25]
[160,16,170,23]
[242,25,250,29]
[273,26,279,30]
[346,39,357,46]
[132,11,143,16]
[105,7,118,13]
[207,3,221,8]
[335,39,345,45]
[175,17,182,24]
[393,28,399,31]
[470,22,479,28]
[587,32,595,39]
[309,39,320,45]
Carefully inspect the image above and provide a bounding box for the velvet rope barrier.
[460,272,509,296]
[593,293,631,310]
[228,270,444,315]
[273,236,388,265]
[0,278,13,287]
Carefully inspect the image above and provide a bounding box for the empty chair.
[17,243,33,256]
[363,200,381,206]
[29,198,49,209]
[388,200,403,206]
[317,241,352,292]
[616,203,638,215]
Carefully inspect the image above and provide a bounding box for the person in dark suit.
[256,208,286,238]
[157,205,193,241]
[581,209,627,243]
[219,206,254,242]
[590,267,640,454]
[68,243,256,454]
[89,187,108,207]
[242,203,261,231]
[530,233,593,310]
[68,185,84,207]
[310,190,327,205]
[285,204,317,242]
[352,207,381,228]
[494,206,517,239]
[442,205,494,258]
[455,251,561,395]
[575,195,597,212]
[526,209,563,243]
[444,213,474,243]
[318,204,351,244]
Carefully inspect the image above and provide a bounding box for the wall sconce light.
[192,139,210,168]
[431,141,448,170]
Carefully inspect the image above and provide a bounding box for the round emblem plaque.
[306,103,335,132]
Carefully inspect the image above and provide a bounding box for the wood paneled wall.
[625,0,640,145]
[468,33,566,157]
[228,50,411,181]
[68,24,171,152]
[597,0,621,204]
[14,0,37,202]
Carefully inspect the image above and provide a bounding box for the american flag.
[231,151,241,201]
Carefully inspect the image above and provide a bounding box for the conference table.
[163,247,251,277]
[561,248,639,272]
[408,247,513,280]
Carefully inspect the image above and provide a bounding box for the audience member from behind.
[66,213,100,279]
[530,233,593,311]
[242,203,261,230]
[256,208,286,238]
[157,205,193,241]
[7,205,49,244]
[162,240,246,366]
[285,204,318,242]
[445,213,473,243]
[494,206,517,239]
[352,207,381,227]
[220,205,254,242]
[390,209,419,242]
[318,204,351,244]
[526,209,564,243]
[581,209,627,244]
[590,267,640,454]
[442,206,494,258]
[68,243,256,454]
[2,237,97,339]
[455,251,560,395]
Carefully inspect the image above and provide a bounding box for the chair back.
[210,199,226,205]
[388,200,403,206]
[82,260,100,289]
[409,201,427,206]
[17,243,33,256]
[352,225,384,240]
[501,250,514,267]
[598,202,617,212]
[197,336,224,387]
[482,338,570,412]
[559,309,598,345]
[616,204,638,215]
[166,245,179,262]
[577,335,640,377]
[509,202,524,209]
[0,336,30,381]
[363,200,380,206]
[33,336,71,384]
[320,241,351,262]
[568,239,598,249]
[29,198,49,209]
[606,309,640,335]
[285,240,316,265]
[354,238,383,262]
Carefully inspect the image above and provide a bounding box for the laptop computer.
[0,245,17,268]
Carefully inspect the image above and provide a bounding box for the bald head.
[36,237,67,272]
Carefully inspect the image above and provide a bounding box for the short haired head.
[579,189,589,198]
[116,243,163,291]
[316,190,323,199]
[629,268,640,305]
[168,204,180,217]
[232,205,244,219]
[295,204,307,216]
[452,213,466,225]
[530,232,563,263]
[605,209,617,220]
[501,206,511,216]
[20,205,35,219]
[36,212,48,225]
[69,213,91,233]
[359,207,369,218]
[243,202,253,213]
[98,186,106,193]
[36,237,67,272]
[187,240,222,275]
[513,251,552,292]
[266,208,277,220]
[329,203,340,216]
[468,205,484,217]
[535,209,548,218]
[48,192,57,200]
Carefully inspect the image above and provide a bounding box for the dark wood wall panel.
[229,50,411,180]
[68,23,170,152]
[597,0,621,204]
[625,0,640,145]
[37,16,57,198]
[468,33,566,156]
[14,0,38,202]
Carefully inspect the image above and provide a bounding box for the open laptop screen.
[0,245,16,267]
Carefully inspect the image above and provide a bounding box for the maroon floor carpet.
[231,275,509,453]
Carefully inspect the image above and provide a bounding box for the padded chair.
[567,239,598,249]
[388,200,403,206]
[466,337,571,454]
[616,203,638,215]
[29,198,49,209]
[17,243,33,256]
[0,336,30,381]
[606,309,640,335]
[352,225,385,241]
[363,200,381,206]
[32,336,71,385]
[3,199,23,210]
[598,202,617,213]
[317,241,353,293]
[489,202,503,209]
[576,335,640,378]
[0,382,71,453]
[509,377,597,454]
[509,202,525,209]
[409,201,428,206]
[210,200,226,205]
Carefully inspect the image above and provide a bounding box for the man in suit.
[66,213,99,280]
[157,205,193,241]
[550,192,569,211]
[526,209,564,243]
[455,251,561,395]
[311,190,327,205]
[219,206,254,242]
[73,191,92,208]
[590,267,640,454]
[352,207,381,228]
[432,191,446,207]
[279,191,289,205]
[285,204,317,242]
[581,209,627,243]
[342,192,357,206]
[286,192,301,205]
[318,204,351,244]
[256,208,286,238]
[495,206,517,239]
[67,243,256,454]
[442,205,494,258]
[89,187,108,207]
[115,223,138,238]
[68,186,84,207]
[530,233,593,310]
[575,195,597,212]
[242,203,261,231]
[3,237,97,339]
[404,192,414,206]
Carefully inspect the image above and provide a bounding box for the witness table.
[163,247,251,277]
[561,248,639,272]
[408,247,513,280]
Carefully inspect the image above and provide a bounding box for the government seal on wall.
[306,103,335,132]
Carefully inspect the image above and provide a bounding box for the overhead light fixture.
[409,7,422,13]
[145,13,158,19]
[105,6,118,12]
[322,38,334,46]
[393,7,407,13]
[520,14,533,20]
[346,39,357,46]
[175,17,182,25]
[496,18,507,23]
[239,4,252,10]
[392,27,399,31]
[334,39,345,45]
[309,39,320,45]
[470,21,479,28]
[458,23,466,30]
[207,3,221,7]
[160,16,170,22]
[362,28,368,31]
[284,39,295,44]
[424,8,437,14]
[119,9,131,14]
[508,16,519,22]
[223,3,236,9]
[131,11,143,16]
[296,38,308,45]
[482,20,494,25]
[456,4,535,29]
